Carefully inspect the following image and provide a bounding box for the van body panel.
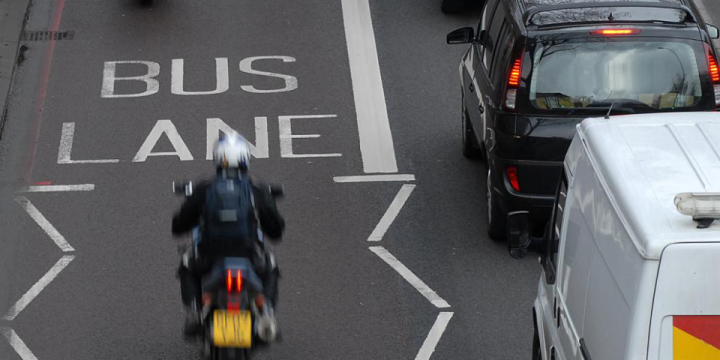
[578,113,720,259]
[648,242,720,360]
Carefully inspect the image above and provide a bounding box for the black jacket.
[172,178,285,241]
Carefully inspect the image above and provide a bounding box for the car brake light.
[507,166,520,192]
[704,43,720,107]
[227,270,232,292]
[505,53,524,110]
[591,29,640,36]
[508,58,522,86]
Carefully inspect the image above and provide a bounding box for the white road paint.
[369,246,450,309]
[1,328,38,360]
[57,123,120,164]
[15,197,75,252]
[20,184,95,192]
[279,115,342,158]
[171,58,230,95]
[368,184,415,241]
[2,255,75,321]
[101,60,160,98]
[333,174,415,183]
[133,120,193,162]
[206,117,269,159]
[415,312,454,360]
[341,0,398,174]
[239,56,298,93]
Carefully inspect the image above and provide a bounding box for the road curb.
[0,0,32,139]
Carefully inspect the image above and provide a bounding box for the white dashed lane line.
[19,184,95,193]
[0,328,38,360]
[2,255,75,321]
[333,174,416,183]
[415,312,454,360]
[369,246,450,309]
[15,196,75,252]
[368,184,415,241]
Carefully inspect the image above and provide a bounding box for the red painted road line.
[33,181,51,185]
[23,0,66,184]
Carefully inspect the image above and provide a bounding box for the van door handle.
[478,105,485,114]
[469,83,475,92]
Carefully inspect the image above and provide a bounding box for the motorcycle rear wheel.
[214,348,250,360]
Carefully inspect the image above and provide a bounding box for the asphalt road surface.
[0,1,718,360]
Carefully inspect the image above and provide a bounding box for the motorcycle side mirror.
[507,211,539,259]
[708,24,720,39]
[269,185,285,199]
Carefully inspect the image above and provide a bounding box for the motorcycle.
[172,181,284,360]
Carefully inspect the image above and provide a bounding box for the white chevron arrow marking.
[2,255,75,321]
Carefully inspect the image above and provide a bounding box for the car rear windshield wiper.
[551,105,635,116]
[588,99,657,113]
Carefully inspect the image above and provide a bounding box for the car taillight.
[590,28,640,36]
[506,166,520,192]
[706,43,720,108]
[227,270,232,292]
[226,270,243,293]
[505,53,524,110]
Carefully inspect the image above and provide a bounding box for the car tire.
[441,0,470,14]
[462,104,483,159]
[487,168,506,241]
[532,324,542,360]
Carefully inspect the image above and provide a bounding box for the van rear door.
[648,243,720,359]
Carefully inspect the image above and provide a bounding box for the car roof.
[524,0,683,6]
[519,0,697,30]
[576,112,720,259]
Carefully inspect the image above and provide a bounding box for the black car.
[447,0,720,240]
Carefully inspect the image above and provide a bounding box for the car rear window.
[528,38,704,111]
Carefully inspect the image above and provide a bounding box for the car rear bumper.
[490,156,558,227]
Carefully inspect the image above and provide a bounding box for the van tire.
[487,169,506,241]
[441,0,470,14]
[462,104,483,159]
[532,325,542,360]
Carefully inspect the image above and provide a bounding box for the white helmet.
[213,132,251,171]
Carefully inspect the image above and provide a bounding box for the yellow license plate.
[212,310,252,348]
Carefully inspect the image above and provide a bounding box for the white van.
[507,112,720,360]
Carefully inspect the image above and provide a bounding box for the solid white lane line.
[2,255,75,321]
[341,0,398,174]
[368,184,415,241]
[369,246,450,309]
[20,184,95,192]
[415,312,454,360]
[15,197,75,252]
[334,174,415,183]
[0,328,39,360]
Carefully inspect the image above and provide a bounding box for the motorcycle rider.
[172,132,285,341]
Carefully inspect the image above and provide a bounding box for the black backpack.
[203,176,258,247]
